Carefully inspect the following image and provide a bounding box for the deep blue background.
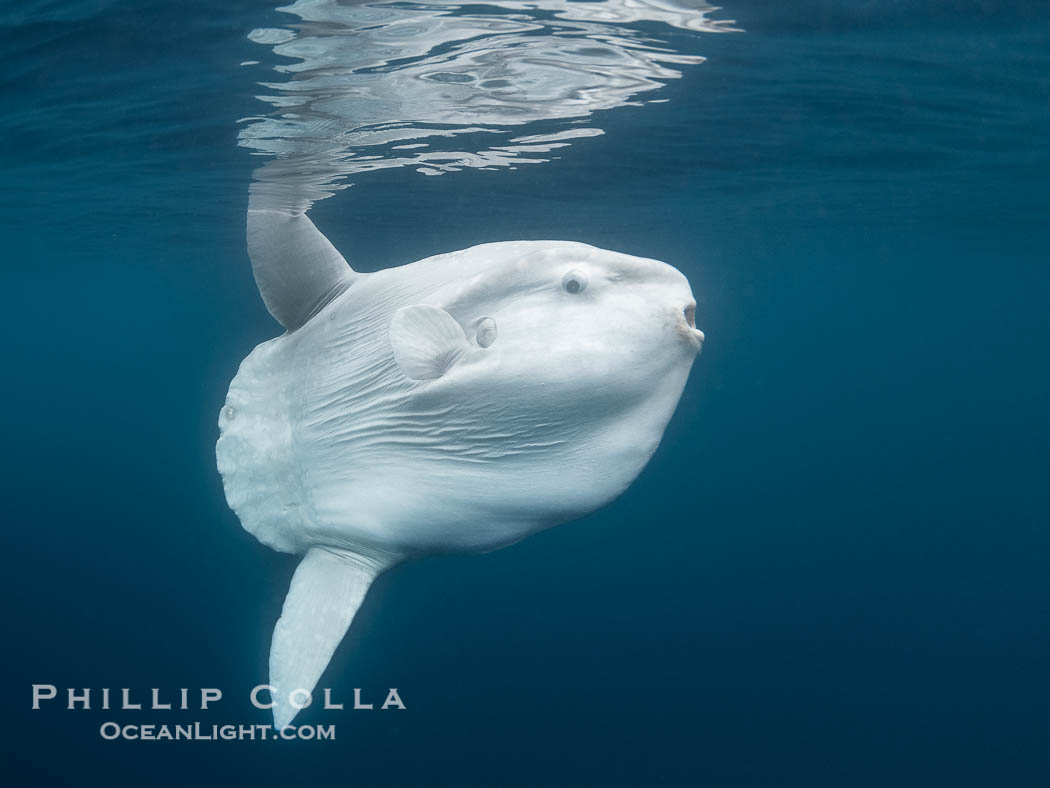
[2,1,1048,785]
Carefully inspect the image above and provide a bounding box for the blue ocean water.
[3,0,1049,785]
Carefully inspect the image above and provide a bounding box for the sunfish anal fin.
[390,304,472,380]
[269,547,382,729]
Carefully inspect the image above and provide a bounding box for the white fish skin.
[217,211,704,728]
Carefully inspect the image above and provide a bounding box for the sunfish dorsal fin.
[269,548,382,728]
[247,209,357,331]
[390,304,472,380]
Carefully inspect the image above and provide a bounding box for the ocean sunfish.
[217,209,704,727]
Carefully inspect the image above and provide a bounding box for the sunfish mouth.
[682,302,705,347]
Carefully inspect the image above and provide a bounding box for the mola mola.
[217,209,704,727]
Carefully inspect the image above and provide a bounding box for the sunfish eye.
[475,316,497,348]
[562,269,587,294]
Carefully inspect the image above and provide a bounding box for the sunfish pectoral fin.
[269,547,382,729]
[389,304,472,380]
[246,209,357,331]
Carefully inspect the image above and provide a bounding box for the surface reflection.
[241,0,734,211]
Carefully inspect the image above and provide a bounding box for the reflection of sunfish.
[217,210,704,727]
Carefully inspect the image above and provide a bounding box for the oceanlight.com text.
[98,722,336,741]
